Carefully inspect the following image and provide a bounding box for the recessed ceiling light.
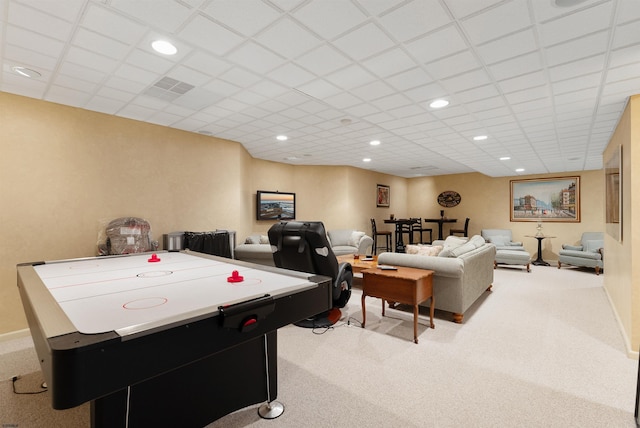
[11,66,41,78]
[363,158,371,162]
[473,135,488,141]
[151,40,177,55]
[284,156,299,161]
[429,99,449,109]
[369,140,380,146]
[515,168,525,172]
[500,156,511,161]
[276,135,288,141]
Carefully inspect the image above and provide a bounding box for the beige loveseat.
[235,229,373,267]
[376,235,496,323]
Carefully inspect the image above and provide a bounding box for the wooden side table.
[361,266,434,344]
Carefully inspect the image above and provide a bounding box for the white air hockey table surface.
[31,251,315,336]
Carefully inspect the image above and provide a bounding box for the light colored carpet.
[1,266,637,427]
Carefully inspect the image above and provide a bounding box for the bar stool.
[449,217,470,237]
[411,218,433,244]
[370,218,392,254]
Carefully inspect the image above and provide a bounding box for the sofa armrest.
[357,235,374,255]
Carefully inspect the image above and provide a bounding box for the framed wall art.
[605,145,622,241]
[376,184,390,207]
[510,176,580,222]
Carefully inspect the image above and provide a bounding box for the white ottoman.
[495,249,531,272]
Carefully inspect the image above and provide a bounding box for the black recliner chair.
[268,221,353,328]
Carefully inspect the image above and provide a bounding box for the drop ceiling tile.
[46,84,91,107]
[181,52,233,78]
[333,22,395,61]
[350,79,395,101]
[378,0,451,42]
[73,28,131,60]
[461,0,532,45]
[267,63,316,87]
[295,78,341,100]
[179,15,244,56]
[360,0,405,16]
[476,28,537,65]
[3,44,57,70]
[404,25,468,63]
[426,51,483,80]
[295,44,351,76]
[617,0,640,24]
[255,18,322,59]
[81,4,146,45]
[386,67,432,91]
[8,2,74,41]
[292,1,367,39]
[202,0,281,37]
[5,25,65,58]
[440,68,492,93]
[488,52,543,81]
[84,96,126,115]
[65,46,120,73]
[226,41,286,74]
[498,71,547,94]
[110,0,192,33]
[606,62,640,83]
[361,48,417,78]
[545,31,609,67]
[325,64,377,90]
[538,2,613,47]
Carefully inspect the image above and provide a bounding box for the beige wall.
[603,95,640,354]
[1,92,635,355]
[408,171,604,258]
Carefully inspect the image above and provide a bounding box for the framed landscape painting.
[377,184,390,207]
[510,176,580,222]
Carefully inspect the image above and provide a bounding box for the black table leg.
[532,237,549,266]
[395,224,405,252]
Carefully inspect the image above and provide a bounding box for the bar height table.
[424,218,457,240]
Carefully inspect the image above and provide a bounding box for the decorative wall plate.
[437,191,461,207]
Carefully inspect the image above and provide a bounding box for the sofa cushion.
[327,229,353,246]
[259,235,270,244]
[486,235,510,246]
[584,239,603,253]
[438,235,468,257]
[348,231,365,247]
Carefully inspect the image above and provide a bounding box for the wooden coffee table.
[361,266,434,344]
[336,254,377,274]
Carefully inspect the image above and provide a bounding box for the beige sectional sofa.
[235,229,373,267]
[376,235,496,323]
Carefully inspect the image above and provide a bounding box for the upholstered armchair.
[558,232,604,275]
[480,229,526,251]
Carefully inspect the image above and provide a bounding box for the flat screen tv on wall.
[256,191,296,221]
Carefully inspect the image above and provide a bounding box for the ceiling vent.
[144,77,195,102]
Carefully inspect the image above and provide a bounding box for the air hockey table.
[17,250,332,427]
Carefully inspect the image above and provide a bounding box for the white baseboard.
[603,286,639,360]
[0,329,30,343]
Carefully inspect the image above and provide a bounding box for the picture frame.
[510,176,580,222]
[376,184,390,207]
[605,145,622,242]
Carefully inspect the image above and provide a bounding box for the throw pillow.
[406,244,421,255]
[449,241,477,257]
[245,235,260,244]
[348,231,365,247]
[417,245,443,256]
[259,235,270,244]
[469,235,486,248]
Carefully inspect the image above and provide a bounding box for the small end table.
[526,235,556,266]
[361,266,434,344]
